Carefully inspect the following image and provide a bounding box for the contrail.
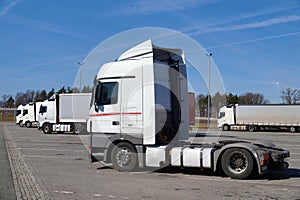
[207,31,300,49]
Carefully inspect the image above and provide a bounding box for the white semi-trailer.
[16,104,24,126]
[88,40,289,179]
[218,104,300,132]
[20,102,42,128]
[38,93,92,134]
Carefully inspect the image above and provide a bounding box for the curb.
[2,123,46,200]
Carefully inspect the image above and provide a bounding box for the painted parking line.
[18,147,86,152]
[22,154,88,160]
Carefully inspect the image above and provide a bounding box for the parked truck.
[218,104,300,132]
[38,93,92,134]
[88,40,289,179]
[20,102,42,128]
[16,104,24,126]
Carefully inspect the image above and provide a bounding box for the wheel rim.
[115,147,132,167]
[227,151,248,174]
[44,126,49,133]
[249,126,255,132]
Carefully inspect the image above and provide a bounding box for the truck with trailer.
[218,104,300,132]
[88,40,290,179]
[16,104,24,126]
[38,93,92,134]
[20,102,42,128]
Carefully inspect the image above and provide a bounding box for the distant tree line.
[0,86,93,108]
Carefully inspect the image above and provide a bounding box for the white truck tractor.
[21,102,42,128]
[88,40,289,179]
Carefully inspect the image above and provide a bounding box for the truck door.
[91,80,121,134]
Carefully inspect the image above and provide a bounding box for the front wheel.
[25,121,31,128]
[221,148,254,179]
[111,142,137,171]
[222,124,230,131]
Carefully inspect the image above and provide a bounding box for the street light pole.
[78,62,85,92]
[206,53,212,128]
[275,82,282,103]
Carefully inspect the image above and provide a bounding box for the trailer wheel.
[222,124,230,131]
[42,123,52,134]
[221,148,254,179]
[290,127,296,133]
[25,121,31,128]
[111,142,137,171]
[248,125,256,132]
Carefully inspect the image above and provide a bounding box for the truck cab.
[88,40,188,167]
[16,104,24,126]
[38,98,56,131]
[218,105,235,131]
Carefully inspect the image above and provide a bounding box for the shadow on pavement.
[257,168,300,180]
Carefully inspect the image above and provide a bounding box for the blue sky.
[1,0,300,103]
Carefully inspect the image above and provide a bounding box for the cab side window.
[95,82,118,105]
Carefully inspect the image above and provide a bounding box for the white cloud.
[0,0,21,17]
[117,0,216,15]
[3,14,96,41]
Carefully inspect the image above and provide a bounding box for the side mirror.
[94,102,99,112]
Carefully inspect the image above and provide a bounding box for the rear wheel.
[248,125,256,132]
[111,142,137,171]
[42,123,52,134]
[290,126,296,133]
[221,148,254,179]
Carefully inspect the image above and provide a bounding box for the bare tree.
[280,87,300,104]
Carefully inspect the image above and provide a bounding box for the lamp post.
[78,62,85,92]
[206,53,212,128]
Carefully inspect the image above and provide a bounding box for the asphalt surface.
[0,124,16,200]
[1,123,300,200]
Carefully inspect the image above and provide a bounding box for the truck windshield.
[23,109,28,116]
[95,82,118,105]
[16,110,21,116]
[39,105,47,113]
[218,112,225,119]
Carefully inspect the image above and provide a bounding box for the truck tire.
[222,124,230,131]
[221,148,254,179]
[111,142,137,171]
[42,123,52,134]
[19,121,23,127]
[25,121,31,128]
[290,127,296,133]
[248,125,256,132]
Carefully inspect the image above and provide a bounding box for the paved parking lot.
[2,122,300,200]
